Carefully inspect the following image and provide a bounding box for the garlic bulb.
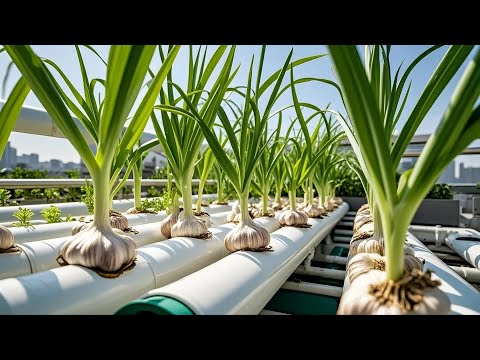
[0,225,14,250]
[297,203,306,211]
[357,204,370,213]
[72,222,89,235]
[171,211,209,238]
[224,218,271,252]
[348,252,423,284]
[338,269,451,315]
[59,223,136,273]
[212,200,228,205]
[350,234,419,257]
[160,208,181,238]
[271,202,283,211]
[279,209,309,227]
[126,207,139,214]
[201,200,210,207]
[353,214,373,233]
[333,197,343,205]
[193,211,212,228]
[323,201,335,212]
[109,211,129,230]
[227,204,241,223]
[251,207,275,218]
[303,204,323,218]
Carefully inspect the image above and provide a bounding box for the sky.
[0,45,479,170]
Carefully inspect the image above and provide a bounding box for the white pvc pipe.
[445,230,480,270]
[313,254,348,265]
[281,280,343,298]
[294,266,346,280]
[449,266,480,283]
[0,217,280,314]
[133,203,349,315]
[0,194,220,222]
[408,224,463,245]
[0,211,230,281]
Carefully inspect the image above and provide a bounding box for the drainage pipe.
[445,230,480,270]
[281,280,343,298]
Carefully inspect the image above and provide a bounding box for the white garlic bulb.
[323,201,335,212]
[251,207,275,218]
[72,222,89,235]
[271,202,283,211]
[224,218,271,252]
[227,204,241,223]
[350,234,418,257]
[0,225,14,250]
[193,211,212,228]
[160,209,181,238]
[59,223,136,273]
[126,207,140,214]
[303,204,323,218]
[212,200,228,205]
[357,204,370,214]
[348,252,423,284]
[109,211,129,230]
[333,197,343,205]
[338,269,451,315]
[279,209,309,227]
[171,212,209,238]
[353,213,373,232]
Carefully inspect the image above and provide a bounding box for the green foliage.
[335,161,366,197]
[426,183,454,200]
[44,188,61,202]
[150,166,168,179]
[140,186,177,212]
[147,186,161,198]
[64,169,80,179]
[65,214,76,222]
[40,205,63,223]
[12,207,35,228]
[8,167,48,179]
[0,189,11,206]
[81,180,94,214]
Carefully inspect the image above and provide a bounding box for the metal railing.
[0,178,215,189]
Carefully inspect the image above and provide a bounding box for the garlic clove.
[279,209,309,227]
[271,202,283,211]
[224,219,271,252]
[171,214,209,238]
[72,222,89,236]
[193,211,212,228]
[338,269,450,315]
[0,225,14,250]
[59,222,136,273]
[109,211,129,231]
[303,204,323,218]
[160,209,181,238]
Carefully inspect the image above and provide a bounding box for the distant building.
[458,163,480,184]
[49,159,63,172]
[63,162,80,171]
[437,161,456,184]
[398,158,417,174]
[0,142,17,169]
[17,153,39,169]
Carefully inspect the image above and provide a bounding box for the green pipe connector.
[115,296,194,315]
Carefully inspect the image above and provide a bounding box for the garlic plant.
[0,64,30,252]
[328,44,479,314]
[6,45,180,273]
[252,112,289,218]
[152,45,237,239]
[193,145,216,223]
[280,74,344,227]
[182,46,323,251]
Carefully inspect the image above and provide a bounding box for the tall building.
[0,141,17,169]
[437,160,456,184]
[458,163,480,184]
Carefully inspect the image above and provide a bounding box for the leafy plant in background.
[426,183,453,199]
[150,166,168,179]
[65,214,76,222]
[147,186,161,198]
[12,207,35,228]
[0,189,12,206]
[80,180,94,215]
[44,188,61,203]
[40,205,63,223]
